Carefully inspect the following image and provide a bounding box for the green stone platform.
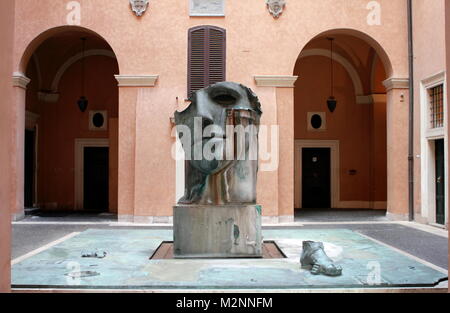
[12,229,447,290]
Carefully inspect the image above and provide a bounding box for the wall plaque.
[190,0,225,16]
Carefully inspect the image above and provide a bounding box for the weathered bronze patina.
[175,82,262,206]
[300,241,343,276]
[173,82,263,258]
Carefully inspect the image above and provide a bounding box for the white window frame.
[420,71,448,226]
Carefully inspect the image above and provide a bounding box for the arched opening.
[20,27,119,217]
[293,31,389,214]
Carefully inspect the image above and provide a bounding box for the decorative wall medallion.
[130,0,149,17]
[266,0,286,18]
[190,0,225,17]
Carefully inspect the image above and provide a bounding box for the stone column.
[383,78,410,220]
[115,75,159,223]
[255,75,298,223]
[358,94,388,210]
[11,73,30,221]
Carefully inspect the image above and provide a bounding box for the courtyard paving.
[11,213,448,291]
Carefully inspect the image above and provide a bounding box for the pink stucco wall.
[0,0,14,293]
[412,0,448,224]
[9,0,410,220]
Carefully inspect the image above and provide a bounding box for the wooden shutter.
[188,26,226,96]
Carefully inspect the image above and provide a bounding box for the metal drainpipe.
[407,0,415,221]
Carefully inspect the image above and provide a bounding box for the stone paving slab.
[12,229,447,290]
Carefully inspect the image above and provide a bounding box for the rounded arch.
[293,28,393,78]
[298,49,364,96]
[18,25,120,74]
[51,49,116,92]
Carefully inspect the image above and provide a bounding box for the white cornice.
[382,78,409,91]
[421,71,446,88]
[12,72,31,89]
[254,75,298,87]
[115,75,159,87]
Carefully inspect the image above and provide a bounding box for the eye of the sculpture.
[210,88,240,105]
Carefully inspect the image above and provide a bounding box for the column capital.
[254,75,298,88]
[12,72,31,89]
[382,77,409,91]
[115,75,159,87]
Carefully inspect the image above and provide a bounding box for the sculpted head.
[174,82,262,204]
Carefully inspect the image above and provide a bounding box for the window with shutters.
[188,25,226,97]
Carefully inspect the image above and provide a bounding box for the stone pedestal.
[173,205,263,259]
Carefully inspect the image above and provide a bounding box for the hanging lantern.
[77,37,88,113]
[327,96,337,113]
[77,96,88,113]
[327,37,337,113]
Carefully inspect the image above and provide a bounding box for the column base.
[11,211,25,222]
[386,212,409,221]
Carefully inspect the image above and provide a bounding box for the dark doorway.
[435,139,445,225]
[24,129,36,208]
[302,148,331,209]
[83,147,109,212]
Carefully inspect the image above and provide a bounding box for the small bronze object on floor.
[81,250,107,259]
[300,241,342,276]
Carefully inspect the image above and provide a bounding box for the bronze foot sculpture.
[300,241,342,276]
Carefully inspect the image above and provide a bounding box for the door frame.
[294,140,340,209]
[74,138,109,211]
[423,137,447,226]
[420,71,448,226]
[434,139,446,225]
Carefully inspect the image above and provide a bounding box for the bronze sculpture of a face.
[175,82,262,205]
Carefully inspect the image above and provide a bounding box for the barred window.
[429,84,444,129]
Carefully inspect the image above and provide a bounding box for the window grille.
[429,84,444,129]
